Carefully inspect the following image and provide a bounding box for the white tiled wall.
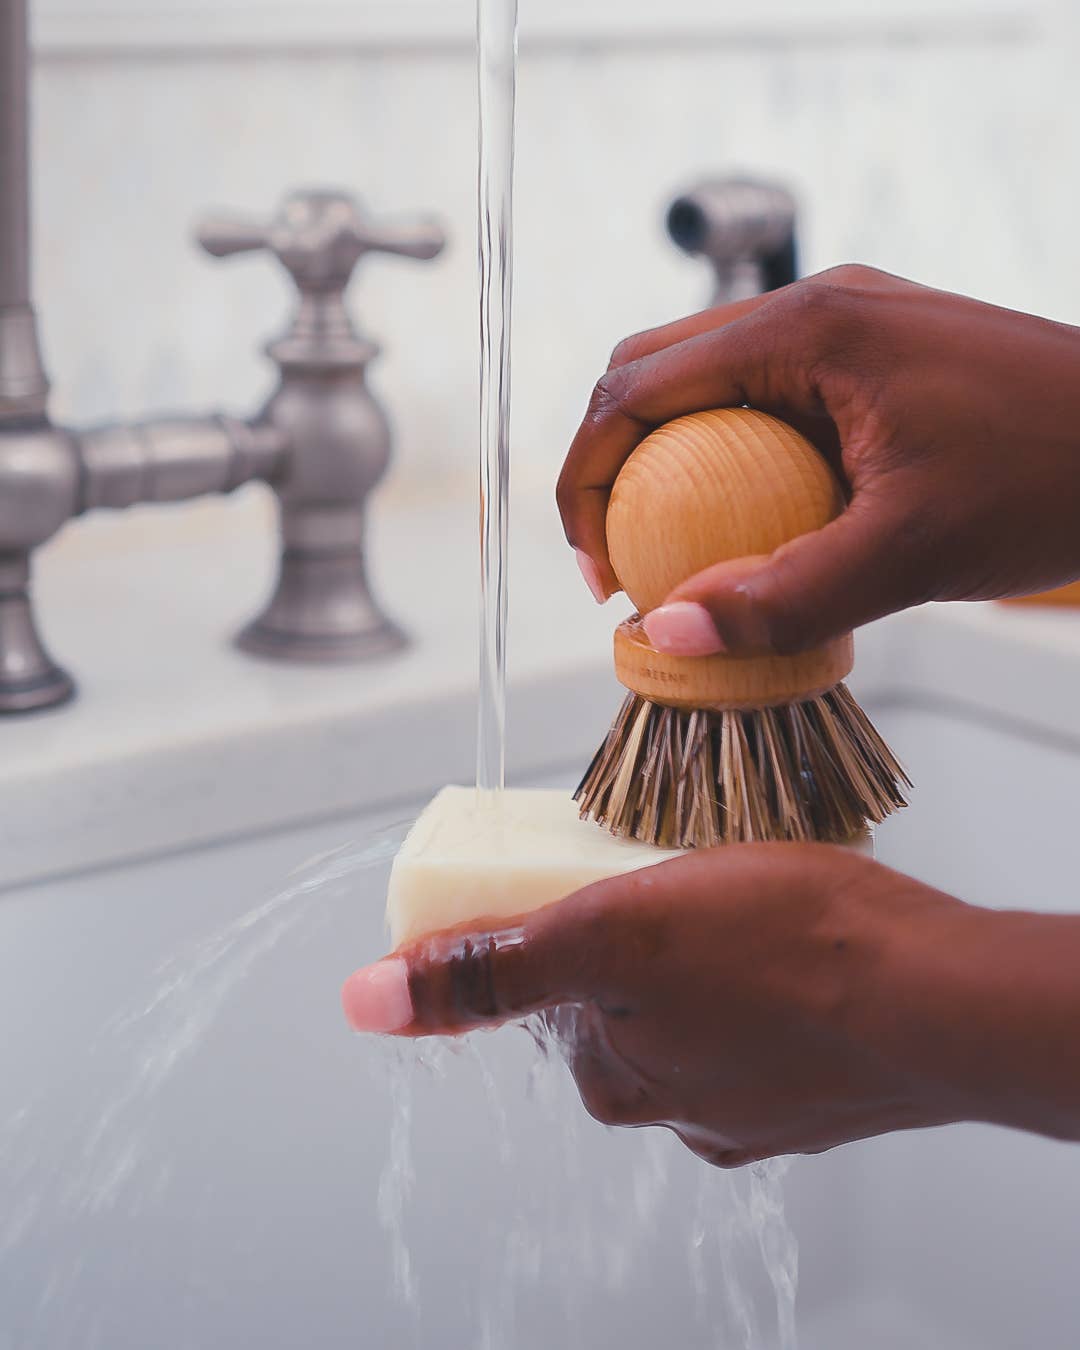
[29,0,1076,509]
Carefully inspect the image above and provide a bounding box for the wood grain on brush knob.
[606,407,854,710]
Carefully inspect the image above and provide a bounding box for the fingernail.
[575,548,608,604]
[643,602,726,656]
[341,958,413,1034]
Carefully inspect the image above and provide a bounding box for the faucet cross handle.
[191,185,449,663]
[196,189,447,295]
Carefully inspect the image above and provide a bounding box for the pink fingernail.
[575,548,608,604]
[341,958,413,1034]
[643,602,725,656]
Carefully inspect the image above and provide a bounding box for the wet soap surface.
[386,786,684,947]
[386,786,874,948]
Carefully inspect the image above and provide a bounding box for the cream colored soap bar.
[386,786,684,948]
[386,785,875,948]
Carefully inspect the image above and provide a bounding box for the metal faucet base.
[236,616,408,664]
[234,545,409,663]
[0,662,75,714]
[0,585,75,713]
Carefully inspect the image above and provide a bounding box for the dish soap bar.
[387,786,874,948]
[387,786,684,947]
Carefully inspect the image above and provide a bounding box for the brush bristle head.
[574,683,909,849]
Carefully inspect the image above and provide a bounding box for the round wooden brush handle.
[606,407,853,710]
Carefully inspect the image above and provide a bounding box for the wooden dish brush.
[575,407,910,848]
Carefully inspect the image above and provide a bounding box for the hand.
[342,846,1080,1166]
[558,266,1080,655]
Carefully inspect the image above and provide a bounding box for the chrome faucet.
[666,177,798,304]
[0,0,445,714]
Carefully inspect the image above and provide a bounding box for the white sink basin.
[4,502,1080,1347]
[2,691,1079,1349]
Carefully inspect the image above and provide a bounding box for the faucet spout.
[666,177,798,305]
[0,0,30,312]
[0,0,49,419]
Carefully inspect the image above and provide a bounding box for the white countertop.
[4,483,1080,890]
[0,486,623,888]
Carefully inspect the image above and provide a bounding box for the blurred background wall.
[29,0,1073,515]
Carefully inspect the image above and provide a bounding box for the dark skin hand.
[342,267,1080,1164]
[343,849,1080,1164]
[560,265,1080,654]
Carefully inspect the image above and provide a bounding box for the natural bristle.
[574,684,910,849]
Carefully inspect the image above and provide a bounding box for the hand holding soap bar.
[348,836,974,1174]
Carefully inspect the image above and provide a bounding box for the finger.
[556,286,848,592]
[559,265,910,593]
[608,264,906,372]
[341,887,620,1037]
[606,293,775,370]
[570,291,798,600]
[643,488,936,654]
[342,845,802,1038]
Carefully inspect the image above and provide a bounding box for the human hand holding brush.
[562,265,1080,652]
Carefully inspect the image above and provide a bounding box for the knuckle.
[763,282,864,383]
[575,1078,653,1129]
[407,933,500,1027]
[576,1081,622,1126]
[816,262,884,291]
[711,1149,759,1169]
[607,334,645,370]
[565,1002,654,1128]
[675,1131,753,1168]
[785,279,856,328]
[589,369,633,422]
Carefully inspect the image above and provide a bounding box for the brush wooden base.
[613,616,853,711]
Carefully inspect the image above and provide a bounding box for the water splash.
[373,1013,801,1350]
[72,827,404,1214]
[376,1039,420,1310]
[0,820,407,1343]
[751,1158,800,1350]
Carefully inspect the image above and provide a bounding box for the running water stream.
[475,0,517,794]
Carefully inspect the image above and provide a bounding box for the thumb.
[644,495,930,656]
[341,890,618,1037]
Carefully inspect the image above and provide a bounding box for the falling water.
[375,1014,806,1350]
[475,0,517,793]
